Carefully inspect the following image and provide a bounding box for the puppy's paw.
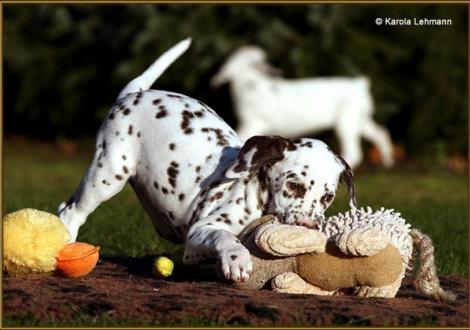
[219,245,253,283]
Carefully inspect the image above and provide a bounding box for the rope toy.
[228,207,455,301]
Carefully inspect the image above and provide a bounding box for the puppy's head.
[211,46,267,88]
[226,136,356,227]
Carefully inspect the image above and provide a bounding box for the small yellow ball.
[152,256,174,278]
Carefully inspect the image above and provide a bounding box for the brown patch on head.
[227,136,294,178]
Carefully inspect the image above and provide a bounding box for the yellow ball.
[3,209,70,275]
[152,256,174,278]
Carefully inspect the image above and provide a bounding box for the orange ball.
[55,242,100,278]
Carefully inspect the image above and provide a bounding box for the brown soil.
[3,256,468,327]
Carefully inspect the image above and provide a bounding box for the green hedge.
[4,4,468,156]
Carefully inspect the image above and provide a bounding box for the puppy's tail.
[117,37,192,100]
[409,229,456,301]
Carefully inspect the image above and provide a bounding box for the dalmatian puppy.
[211,45,395,169]
[58,38,357,283]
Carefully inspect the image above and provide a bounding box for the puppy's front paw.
[219,245,253,283]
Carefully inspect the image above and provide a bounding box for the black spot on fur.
[128,125,133,135]
[210,192,224,202]
[108,113,115,120]
[200,127,229,146]
[132,92,142,106]
[156,108,168,119]
[153,98,162,105]
[162,187,169,194]
[178,193,185,201]
[115,175,123,180]
[154,181,159,189]
[169,143,176,151]
[230,255,237,260]
[167,162,179,188]
[123,108,131,116]
[167,94,182,99]
[320,193,335,208]
[123,166,129,174]
[181,110,195,135]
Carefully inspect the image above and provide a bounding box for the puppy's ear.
[226,136,294,179]
[336,156,357,209]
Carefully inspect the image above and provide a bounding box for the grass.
[2,138,468,327]
[3,138,468,275]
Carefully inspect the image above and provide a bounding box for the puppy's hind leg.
[58,135,136,242]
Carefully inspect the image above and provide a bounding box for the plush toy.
[226,208,455,301]
[3,208,99,278]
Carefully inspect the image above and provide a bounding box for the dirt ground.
[3,256,468,327]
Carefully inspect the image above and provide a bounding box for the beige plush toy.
[227,208,455,301]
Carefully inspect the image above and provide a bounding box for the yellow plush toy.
[3,208,70,275]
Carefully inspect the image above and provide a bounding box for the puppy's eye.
[286,181,307,197]
[287,181,302,191]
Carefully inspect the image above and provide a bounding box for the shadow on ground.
[3,256,468,327]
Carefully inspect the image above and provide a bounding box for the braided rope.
[410,229,456,301]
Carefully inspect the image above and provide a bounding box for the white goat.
[211,46,394,169]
